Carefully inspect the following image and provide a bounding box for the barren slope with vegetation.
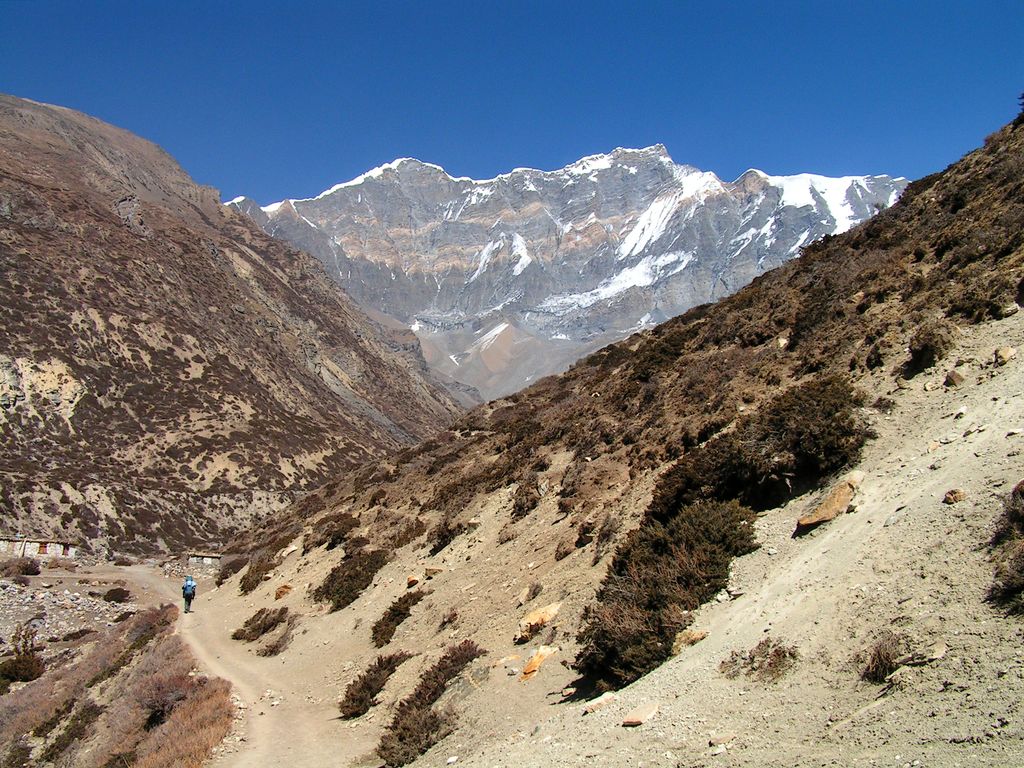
[0,95,460,554]
[208,112,1024,765]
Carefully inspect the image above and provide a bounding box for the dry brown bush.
[372,590,428,647]
[377,640,486,766]
[554,539,574,561]
[0,558,40,577]
[312,548,389,612]
[103,587,132,603]
[575,500,757,691]
[339,651,414,719]
[214,555,246,586]
[988,479,1024,613]
[0,623,44,684]
[257,616,298,657]
[438,609,458,631]
[905,319,957,376]
[130,676,233,768]
[720,637,799,682]
[861,631,909,683]
[231,607,289,642]
[238,552,278,595]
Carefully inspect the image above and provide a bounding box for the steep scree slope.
[0,94,460,553]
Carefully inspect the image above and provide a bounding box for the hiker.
[182,575,197,613]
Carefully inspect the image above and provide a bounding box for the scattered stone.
[515,587,530,607]
[406,575,419,588]
[998,303,1020,318]
[514,602,561,643]
[765,546,778,556]
[424,567,444,579]
[673,629,708,654]
[274,584,292,601]
[710,745,728,756]
[446,757,458,765]
[582,692,617,715]
[519,645,558,682]
[709,732,736,747]
[943,489,966,505]
[622,702,659,727]
[994,347,1017,366]
[923,381,939,392]
[795,472,861,534]
[895,378,910,390]
[954,406,967,420]
[927,642,948,661]
[945,369,965,387]
[884,514,901,528]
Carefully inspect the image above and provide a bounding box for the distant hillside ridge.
[230,148,906,398]
[0,94,461,553]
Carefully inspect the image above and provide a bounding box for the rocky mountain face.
[230,147,906,398]
[0,95,461,554]
[223,117,1023,763]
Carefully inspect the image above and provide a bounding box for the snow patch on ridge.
[541,250,695,312]
[617,193,682,260]
[511,234,532,276]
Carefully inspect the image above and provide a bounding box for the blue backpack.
[183,579,196,598]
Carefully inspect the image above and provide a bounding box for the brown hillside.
[235,117,1023,565]
[0,95,461,553]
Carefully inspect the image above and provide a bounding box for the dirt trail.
[117,566,363,768]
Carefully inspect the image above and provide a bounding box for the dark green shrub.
[372,590,427,648]
[574,500,757,691]
[312,548,388,612]
[338,651,413,719]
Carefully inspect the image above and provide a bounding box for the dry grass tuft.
[339,651,414,719]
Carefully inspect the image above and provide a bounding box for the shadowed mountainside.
[0,94,461,554]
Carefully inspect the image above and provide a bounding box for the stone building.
[0,536,77,559]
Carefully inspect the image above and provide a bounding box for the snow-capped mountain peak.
[228,147,907,399]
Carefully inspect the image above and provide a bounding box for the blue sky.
[2,1,1021,203]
